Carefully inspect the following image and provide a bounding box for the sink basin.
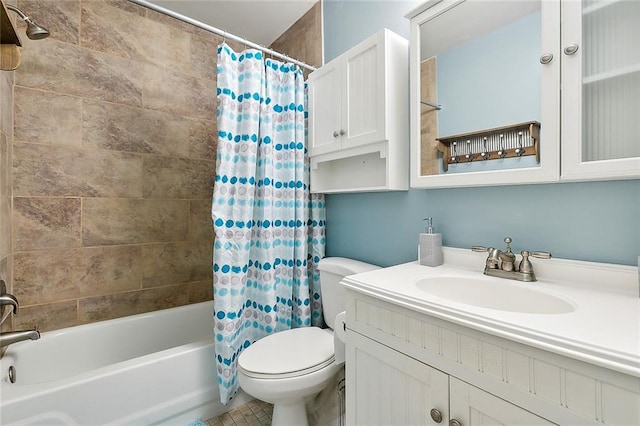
[415,276,575,314]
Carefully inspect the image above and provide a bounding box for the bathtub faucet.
[0,328,40,349]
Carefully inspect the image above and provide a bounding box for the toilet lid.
[238,327,334,378]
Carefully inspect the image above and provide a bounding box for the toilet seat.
[238,327,335,379]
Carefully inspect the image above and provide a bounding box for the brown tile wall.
[6,0,322,332]
[0,60,14,339]
[270,2,323,75]
[9,0,219,331]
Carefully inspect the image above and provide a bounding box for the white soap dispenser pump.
[419,218,443,267]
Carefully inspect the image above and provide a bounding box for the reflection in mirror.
[418,0,542,176]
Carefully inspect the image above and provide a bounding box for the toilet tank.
[317,257,380,329]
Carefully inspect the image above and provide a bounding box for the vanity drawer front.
[346,291,640,425]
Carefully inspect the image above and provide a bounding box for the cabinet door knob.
[340,129,346,136]
[539,53,553,64]
[429,408,443,423]
[333,130,340,138]
[564,44,579,55]
[449,420,462,426]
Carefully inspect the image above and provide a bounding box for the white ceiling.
[147,0,317,46]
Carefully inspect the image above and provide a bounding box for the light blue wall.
[323,0,417,62]
[322,1,640,267]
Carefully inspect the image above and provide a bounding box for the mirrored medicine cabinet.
[407,0,640,189]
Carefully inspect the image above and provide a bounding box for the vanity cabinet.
[408,0,639,188]
[345,290,640,426]
[449,376,555,425]
[308,29,409,193]
[349,331,554,425]
[348,330,448,424]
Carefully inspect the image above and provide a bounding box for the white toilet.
[237,257,379,426]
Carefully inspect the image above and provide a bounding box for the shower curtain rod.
[129,0,317,71]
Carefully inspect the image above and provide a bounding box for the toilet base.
[271,400,309,426]
[237,345,343,426]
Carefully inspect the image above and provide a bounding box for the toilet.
[237,257,380,426]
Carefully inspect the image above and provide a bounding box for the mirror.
[408,0,560,188]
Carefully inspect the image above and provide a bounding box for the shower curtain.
[212,44,326,404]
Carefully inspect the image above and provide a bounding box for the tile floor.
[205,399,273,426]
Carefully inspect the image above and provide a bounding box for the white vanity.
[342,248,639,425]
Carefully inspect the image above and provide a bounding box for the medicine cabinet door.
[560,0,640,181]
[408,0,561,188]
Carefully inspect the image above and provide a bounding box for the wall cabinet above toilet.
[308,29,409,193]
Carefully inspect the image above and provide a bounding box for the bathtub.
[0,301,251,425]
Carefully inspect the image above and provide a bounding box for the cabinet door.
[560,0,640,181]
[450,377,556,426]
[343,31,386,150]
[308,60,343,156]
[346,331,449,426]
[409,0,561,189]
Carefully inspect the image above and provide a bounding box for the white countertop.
[341,248,640,377]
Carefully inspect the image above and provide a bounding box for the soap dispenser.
[419,218,443,267]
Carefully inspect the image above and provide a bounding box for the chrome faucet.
[0,279,40,351]
[472,237,551,282]
[0,328,40,348]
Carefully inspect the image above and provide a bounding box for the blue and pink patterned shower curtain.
[212,44,326,404]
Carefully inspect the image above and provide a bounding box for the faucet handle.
[519,250,534,274]
[503,237,513,253]
[0,280,19,316]
[472,246,500,269]
[2,294,19,314]
[531,251,552,259]
[519,250,551,278]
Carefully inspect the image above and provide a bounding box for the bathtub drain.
[8,365,16,383]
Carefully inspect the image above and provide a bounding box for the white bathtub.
[0,301,251,425]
